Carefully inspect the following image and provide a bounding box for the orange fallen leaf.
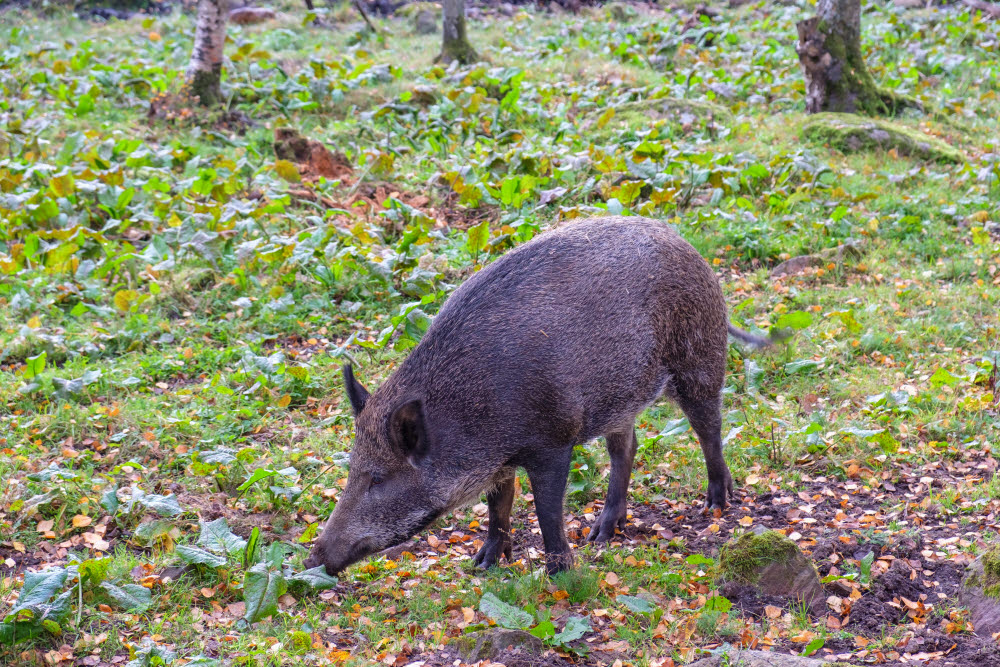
[72,515,92,528]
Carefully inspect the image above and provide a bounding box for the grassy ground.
[1,0,999,665]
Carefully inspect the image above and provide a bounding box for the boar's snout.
[304,531,379,576]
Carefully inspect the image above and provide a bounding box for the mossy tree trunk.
[436,0,478,65]
[796,0,905,116]
[187,0,229,106]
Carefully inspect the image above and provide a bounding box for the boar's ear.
[389,399,430,467]
[342,364,370,415]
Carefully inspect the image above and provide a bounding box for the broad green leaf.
[479,592,533,630]
[244,527,261,568]
[10,568,70,615]
[197,518,247,555]
[288,567,338,591]
[243,562,288,624]
[101,485,119,515]
[529,619,556,640]
[175,545,226,568]
[238,468,280,492]
[775,310,813,330]
[929,367,960,388]
[49,173,75,197]
[803,637,825,656]
[101,582,152,612]
[618,595,656,614]
[552,615,589,644]
[24,352,45,379]
[658,418,689,439]
[704,595,732,612]
[784,358,821,374]
[275,160,301,183]
[466,220,490,256]
[78,557,112,585]
[137,493,183,517]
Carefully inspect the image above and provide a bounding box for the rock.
[893,0,927,8]
[229,6,277,25]
[801,112,963,163]
[414,10,437,34]
[770,239,864,280]
[605,2,637,22]
[454,628,544,662]
[718,531,826,615]
[585,97,733,142]
[708,83,738,100]
[960,547,1000,637]
[686,648,848,667]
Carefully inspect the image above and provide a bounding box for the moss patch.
[587,97,733,142]
[965,545,1000,599]
[718,531,800,585]
[801,112,963,163]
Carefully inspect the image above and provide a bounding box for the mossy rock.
[605,2,638,22]
[960,546,1000,636]
[395,2,439,17]
[686,649,853,667]
[585,97,733,142]
[801,112,963,163]
[454,628,544,662]
[718,531,825,615]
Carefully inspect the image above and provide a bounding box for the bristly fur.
[306,216,771,576]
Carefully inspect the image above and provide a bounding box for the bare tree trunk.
[796,0,906,115]
[436,0,477,65]
[187,0,229,106]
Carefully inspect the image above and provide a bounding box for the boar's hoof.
[545,552,575,576]
[705,471,735,512]
[587,506,627,543]
[472,537,512,569]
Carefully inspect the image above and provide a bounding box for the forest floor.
[1,0,999,666]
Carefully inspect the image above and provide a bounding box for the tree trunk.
[437,0,477,65]
[796,0,904,115]
[187,0,229,106]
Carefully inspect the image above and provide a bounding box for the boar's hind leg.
[678,394,733,511]
[587,427,638,543]
[525,448,575,575]
[472,467,515,569]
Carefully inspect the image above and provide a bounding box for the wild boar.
[304,216,772,576]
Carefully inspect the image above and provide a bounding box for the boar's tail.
[727,324,789,349]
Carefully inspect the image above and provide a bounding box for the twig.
[962,0,1000,19]
[353,0,379,34]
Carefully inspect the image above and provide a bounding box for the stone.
[584,97,733,142]
[770,239,865,280]
[414,10,437,35]
[960,547,1000,637]
[228,6,277,25]
[801,112,963,163]
[718,531,826,615]
[686,648,852,666]
[605,2,637,22]
[454,628,544,662]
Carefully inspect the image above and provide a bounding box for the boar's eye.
[369,473,384,488]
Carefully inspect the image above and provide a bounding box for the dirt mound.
[274,128,354,182]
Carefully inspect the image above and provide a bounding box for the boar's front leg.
[588,427,638,543]
[472,467,515,569]
[679,394,733,511]
[525,448,574,575]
